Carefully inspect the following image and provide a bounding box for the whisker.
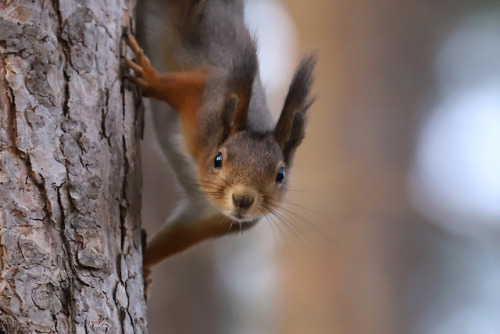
[265,203,314,259]
[272,208,313,248]
[261,203,294,254]
[259,208,278,252]
[275,197,332,228]
[262,197,345,261]
[267,199,332,243]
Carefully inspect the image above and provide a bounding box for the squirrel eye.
[214,152,223,169]
[275,167,285,184]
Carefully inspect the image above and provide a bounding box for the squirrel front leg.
[126,34,207,156]
[143,214,230,270]
[142,213,228,297]
[142,213,257,296]
[144,214,258,269]
[125,34,208,112]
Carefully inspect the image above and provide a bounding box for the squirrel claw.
[127,34,141,55]
[143,267,153,301]
[125,59,143,77]
[126,75,149,91]
[126,34,151,68]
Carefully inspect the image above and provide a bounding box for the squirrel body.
[127,0,315,291]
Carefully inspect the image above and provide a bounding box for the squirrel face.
[198,132,286,222]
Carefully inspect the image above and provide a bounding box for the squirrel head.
[198,132,285,222]
[197,52,316,223]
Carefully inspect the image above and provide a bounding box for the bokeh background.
[141,0,500,333]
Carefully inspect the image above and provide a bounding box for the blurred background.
[141,0,500,333]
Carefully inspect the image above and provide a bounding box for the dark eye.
[214,152,223,169]
[275,167,285,184]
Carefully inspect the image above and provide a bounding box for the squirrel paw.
[125,34,159,96]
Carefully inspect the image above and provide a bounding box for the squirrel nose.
[232,193,255,209]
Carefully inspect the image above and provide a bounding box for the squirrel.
[125,0,316,294]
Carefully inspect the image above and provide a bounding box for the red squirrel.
[125,0,315,293]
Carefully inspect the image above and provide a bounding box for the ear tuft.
[286,54,317,113]
[228,43,258,97]
[226,42,258,132]
[275,54,317,163]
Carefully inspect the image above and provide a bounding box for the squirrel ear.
[220,94,239,141]
[231,91,249,133]
[226,44,258,133]
[275,55,316,162]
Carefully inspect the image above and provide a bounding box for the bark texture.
[0,0,146,333]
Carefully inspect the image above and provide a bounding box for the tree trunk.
[0,1,147,333]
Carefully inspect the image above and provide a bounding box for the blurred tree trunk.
[281,1,474,334]
[0,1,147,333]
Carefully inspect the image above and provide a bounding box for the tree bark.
[0,1,146,333]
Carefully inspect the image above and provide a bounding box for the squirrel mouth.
[229,212,254,223]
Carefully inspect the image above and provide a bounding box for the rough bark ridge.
[0,0,147,332]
